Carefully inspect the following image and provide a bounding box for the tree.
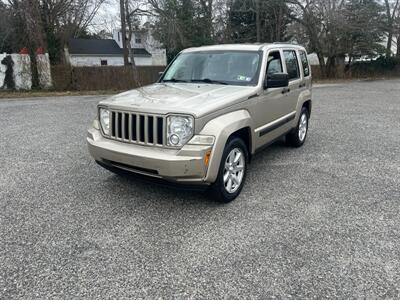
[383,0,400,57]
[287,0,331,76]
[0,3,14,53]
[6,0,107,64]
[124,0,150,84]
[148,0,214,61]
[120,0,129,65]
[287,0,385,77]
[6,0,48,87]
[226,0,289,43]
[342,0,385,64]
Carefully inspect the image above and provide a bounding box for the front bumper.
[87,128,213,184]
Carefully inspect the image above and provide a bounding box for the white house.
[66,27,167,67]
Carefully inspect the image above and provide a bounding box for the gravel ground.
[1,80,400,299]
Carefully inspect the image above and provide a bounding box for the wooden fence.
[51,63,400,91]
[51,65,165,91]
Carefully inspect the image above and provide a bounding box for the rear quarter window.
[283,50,300,80]
[299,51,310,77]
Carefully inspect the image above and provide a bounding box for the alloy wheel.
[223,148,245,194]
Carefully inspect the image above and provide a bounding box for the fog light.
[169,134,180,145]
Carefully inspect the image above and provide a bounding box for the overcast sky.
[90,0,120,35]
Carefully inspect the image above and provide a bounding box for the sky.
[90,0,120,35]
[90,0,150,35]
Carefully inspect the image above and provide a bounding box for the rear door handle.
[282,88,290,94]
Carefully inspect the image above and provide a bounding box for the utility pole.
[120,0,129,65]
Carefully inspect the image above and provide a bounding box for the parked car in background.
[87,43,312,202]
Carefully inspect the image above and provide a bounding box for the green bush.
[351,57,400,75]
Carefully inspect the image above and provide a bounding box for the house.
[65,27,167,67]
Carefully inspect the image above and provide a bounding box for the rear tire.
[286,107,309,147]
[210,137,248,203]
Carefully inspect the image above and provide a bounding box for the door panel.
[249,49,292,149]
[283,49,302,116]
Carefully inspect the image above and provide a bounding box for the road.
[1,80,400,299]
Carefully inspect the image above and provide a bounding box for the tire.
[210,137,249,203]
[286,107,309,147]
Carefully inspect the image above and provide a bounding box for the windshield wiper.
[162,78,188,83]
[190,78,228,85]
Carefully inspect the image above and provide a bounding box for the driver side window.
[266,51,283,76]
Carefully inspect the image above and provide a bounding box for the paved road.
[1,80,400,299]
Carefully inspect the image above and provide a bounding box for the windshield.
[162,51,262,86]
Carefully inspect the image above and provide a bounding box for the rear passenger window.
[299,51,310,77]
[283,50,300,80]
[266,51,283,75]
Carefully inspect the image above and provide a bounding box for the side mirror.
[264,73,289,89]
[158,71,164,77]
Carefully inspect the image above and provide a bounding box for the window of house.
[266,51,283,76]
[299,50,310,77]
[101,60,108,66]
[283,50,300,80]
[135,37,141,44]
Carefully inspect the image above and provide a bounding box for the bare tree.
[7,0,48,87]
[7,0,107,64]
[384,0,400,57]
[287,0,350,77]
[120,0,129,65]
[123,0,151,85]
[147,0,190,51]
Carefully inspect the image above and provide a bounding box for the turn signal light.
[204,150,211,167]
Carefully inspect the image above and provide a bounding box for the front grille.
[108,110,165,146]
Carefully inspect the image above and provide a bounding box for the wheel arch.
[302,99,312,116]
[199,110,255,183]
[295,85,312,121]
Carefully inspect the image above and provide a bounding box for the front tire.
[286,107,309,147]
[210,137,248,203]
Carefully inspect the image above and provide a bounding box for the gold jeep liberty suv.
[87,43,312,202]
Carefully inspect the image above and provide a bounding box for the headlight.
[99,108,110,135]
[167,115,194,146]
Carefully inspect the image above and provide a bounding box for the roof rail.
[273,42,298,45]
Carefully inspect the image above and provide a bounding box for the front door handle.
[282,88,291,94]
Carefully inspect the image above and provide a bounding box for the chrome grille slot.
[139,115,145,142]
[123,113,129,140]
[156,117,163,145]
[148,116,154,144]
[116,112,122,139]
[109,110,165,146]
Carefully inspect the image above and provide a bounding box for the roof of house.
[68,39,151,57]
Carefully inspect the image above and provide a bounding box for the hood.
[99,83,258,117]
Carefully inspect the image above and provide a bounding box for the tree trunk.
[386,31,393,58]
[29,50,40,89]
[256,0,261,42]
[346,55,353,76]
[22,0,47,89]
[125,0,140,86]
[326,56,338,78]
[316,52,327,78]
[397,35,400,57]
[119,0,129,66]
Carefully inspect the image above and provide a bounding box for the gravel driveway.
[1,80,399,299]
